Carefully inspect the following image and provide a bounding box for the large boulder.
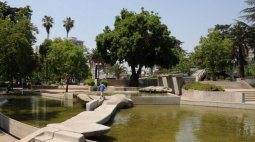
[106,94,133,108]
[139,86,172,93]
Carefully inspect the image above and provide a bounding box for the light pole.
[231,58,237,81]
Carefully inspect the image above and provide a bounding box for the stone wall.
[157,74,184,95]
[107,79,129,86]
[138,79,158,87]
[106,79,158,87]
[182,89,244,103]
[131,96,180,104]
[0,112,39,139]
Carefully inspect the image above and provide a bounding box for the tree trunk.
[65,76,69,92]
[7,79,13,94]
[129,65,142,86]
[212,73,216,81]
[45,60,48,84]
[238,46,245,78]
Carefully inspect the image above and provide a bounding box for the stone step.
[45,130,85,142]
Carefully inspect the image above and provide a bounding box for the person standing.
[98,83,106,98]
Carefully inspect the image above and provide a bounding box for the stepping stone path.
[18,94,133,142]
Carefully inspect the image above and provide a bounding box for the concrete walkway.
[0,129,18,142]
[18,94,133,142]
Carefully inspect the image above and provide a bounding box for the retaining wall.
[107,79,129,86]
[131,96,180,104]
[181,100,255,109]
[182,89,244,103]
[0,112,39,139]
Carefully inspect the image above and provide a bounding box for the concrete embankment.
[131,96,180,104]
[181,89,255,109]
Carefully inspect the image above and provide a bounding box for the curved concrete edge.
[181,100,255,109]
[19,94,133,142]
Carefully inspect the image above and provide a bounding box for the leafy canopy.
[191,29,232,79]
[96,8,180,85]
[47,38,89,80]
[0,2,37,82]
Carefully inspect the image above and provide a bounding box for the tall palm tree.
[63,17,74,39]
[42,15,54,39]
[241,0,255,24]
[230,21,255,78]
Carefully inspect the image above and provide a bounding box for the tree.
[229,21,255,78]
[0,2,32,22]
[214,24,231,39]
[241,0,255,24]
[39,39,52,83]
[63,17,74,39]
[110,63,127,79]
[42,15,54,39]
[88,48,105,79]
[47,38,89,92]
[170,49,193,75]
[96,8,179,86]
[191,30,232,80]
[0,2,37,90]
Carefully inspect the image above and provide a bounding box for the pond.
[0,95,85,127]
[1,95,255,142]
[91,105,255,142]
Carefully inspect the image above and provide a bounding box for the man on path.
[98,83,106,99]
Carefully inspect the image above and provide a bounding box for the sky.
[4,0,247,52]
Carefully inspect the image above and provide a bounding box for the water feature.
[0,94,84,127]
[91,105,255,142]
[1,94,255,142]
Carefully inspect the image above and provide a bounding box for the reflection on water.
[0,95,84,127]
[91,105,255,142]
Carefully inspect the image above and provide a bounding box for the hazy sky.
[5,0,247,52]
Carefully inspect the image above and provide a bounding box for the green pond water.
[0,95,84,127]
[1,95,255,142]
[91,105,255,142]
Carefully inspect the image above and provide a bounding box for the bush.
[84,78,95,86]
[100,79,108,86]
[183,82,224,91]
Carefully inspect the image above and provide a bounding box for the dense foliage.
[241,0,255,24]
[84,78,95,86]
[183,82,224,91]
[47,38,89,92]
[0,2,37,89]
[191,30,232,80]
[96,8,180,86]
[99,79,108,86]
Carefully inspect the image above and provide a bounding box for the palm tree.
[63,17,74,39]
[42,15,54,39]
[230,21,255,78]
[241,0,255,24]
[111,64,127,79]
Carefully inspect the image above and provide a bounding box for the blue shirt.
[98,84,106,92]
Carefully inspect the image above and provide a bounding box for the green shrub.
[100,79,108,86]
[84,78,95,86]
[183,82,224,91]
